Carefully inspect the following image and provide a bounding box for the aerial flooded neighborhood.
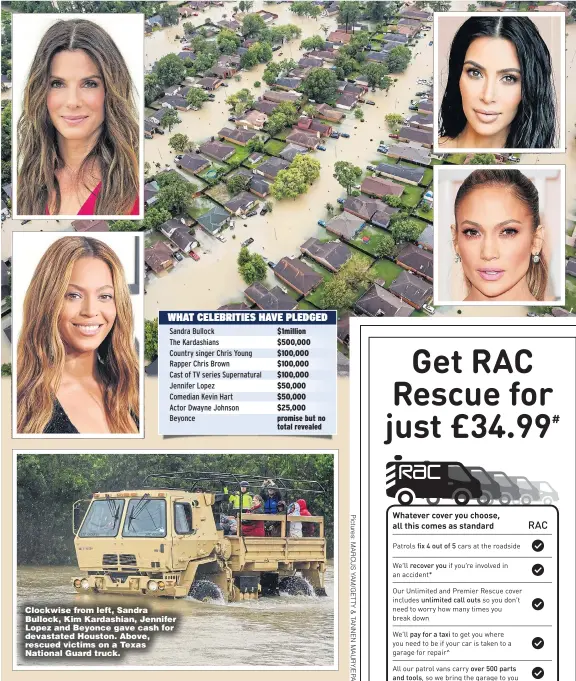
[1,0,575,372]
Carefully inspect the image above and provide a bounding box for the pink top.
[46,182,139,216]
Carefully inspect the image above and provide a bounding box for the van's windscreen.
[78,499,124,537]
[470,469,491,484]
[123,499,166,537]
[448,465,471,482]
[493,474,512,488]
[515,478,532,490]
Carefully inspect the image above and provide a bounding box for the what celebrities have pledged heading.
[383,347,555,445]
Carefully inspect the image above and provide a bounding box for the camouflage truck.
[72,472,328,602]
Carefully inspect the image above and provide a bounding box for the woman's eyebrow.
[460,219,523,228]
[67,283,114,291]
[463,59,521,75]
[49,74,102,80]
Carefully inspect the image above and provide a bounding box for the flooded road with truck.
[16,562,335,667]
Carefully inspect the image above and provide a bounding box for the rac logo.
[398,464,441,480]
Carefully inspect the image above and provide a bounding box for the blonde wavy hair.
[17,18,139,215]
[17,236,139,434]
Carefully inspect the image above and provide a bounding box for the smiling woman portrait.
[16,18,140,216]
[438,15,559,150]
[17,236,140,435]
[450,169,549,303]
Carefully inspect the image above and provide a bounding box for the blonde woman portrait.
[16,236,140,434]
[16,17,140,217]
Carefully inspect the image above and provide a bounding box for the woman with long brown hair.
[17,18,139,216]
[17,236,140,434]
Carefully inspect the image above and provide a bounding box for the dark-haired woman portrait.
[17,18,140,216]
[438,16,558,149]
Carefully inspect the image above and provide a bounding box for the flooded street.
[16,562,335,667]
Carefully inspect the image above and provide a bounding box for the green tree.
[369,1,399,21]
[319,276,356,310]
[1,101,11,183]
[192,50,218,75]
[263,61,281,85]
[354,107,364,120]
[299,67,338,104]
[320,23,330,37]
[384,194,402,208]
[144,73,163,106]
[110,219,142,231]
[413,1,451,10]
[239,253,268,284]
[217,28,241,54]
[155,53,186,86]
[301,35,325,51]
[159,4,179,26]
[1,363,11,377]
[290,154,321,185]
[237,246,252,267]
[467,3,477,10]
[142,206,172,231]
[144,318,159,362]
[246,136,266,153]
[363,62,391,90]
[226,173,251,195]
[254,80,261,88]
[160,108,181,132]
[470,153,496,164]
[144,161,151,176]
[375,233,398,259]
[266,112,288,137]
[271,168,308,200]
[325,202,334,216]
[264,200,273,213]
[391,217,424,243]
[338,1,361,32]
[340,253,374,290]
[182,21,195,36]
[385,112,405,132]
[386,45,412,73]
[169,133,191,153]
[186,87,209,109]
[302,103,317,118]
[226,88,255,116]
[335,54,358,77]
[242,13,266,38]
[275,101,299,125]
[156,177,196,214]
[291,1,321,18]
[333,161,362,195]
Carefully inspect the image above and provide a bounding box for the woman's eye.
[50,80,65,88]
[466,69,482,79]
[462,228,480,238]
[99,294,114,301]
[83,80,99,88]
[502,74,518,84]
[501,228,519,237]
[65,292,81,300]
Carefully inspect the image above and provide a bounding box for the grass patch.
[565,275,576,314]
[205,183,232,205]
[414,206,434,222]
[369,258,404,287]
[227,144,251,165]
[410,217,430,236]
[398,160,421,169]
[375,154,397,165]
[565,245,576,258]
[298,300,318,310]
[422,167,433,185]
[400,184,424,208]
[188,196,219,219]
[349,225,387,256]
[373,33,385,41]
[447,153,467,164]
[275,127,294,141]
[264,139,287,156]
[430,157,445,165]
[197,160,228,180]
[144,232,170,249]
[243,154,270,169]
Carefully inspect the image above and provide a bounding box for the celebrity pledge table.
[158,310,337,435]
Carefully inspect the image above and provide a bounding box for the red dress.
[46,182,139,216]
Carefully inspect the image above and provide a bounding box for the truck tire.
[453,490,471,506]
[279,576,313,596]
[188,580,222,602]
[499,493,512,505]
[476,492,492,505]
[426,498,440,505]
[520,494,532,505]
[396,489,415,506]
[541,496,553,505]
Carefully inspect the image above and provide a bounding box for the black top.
[43,399,139,434]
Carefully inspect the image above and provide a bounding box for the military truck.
[72,472,328,602]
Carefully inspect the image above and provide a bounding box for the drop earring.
[454,253,461,263]
[532,253,540,264]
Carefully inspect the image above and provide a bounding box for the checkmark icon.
[532,564,544,576]
[532,667,544,679]
[532,637,544,649]
[532,540,544,552]
[532,598,544,611]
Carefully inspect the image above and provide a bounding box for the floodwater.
[16,562,335,667]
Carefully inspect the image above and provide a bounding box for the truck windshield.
[539,482,553,493]
[470,469,491,484]
[448,465,472,482]
[123,498,166,537]
[78,499,124,537]
[514,478,532,491]
[492,474,513,488]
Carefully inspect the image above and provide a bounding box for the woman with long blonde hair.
[17,18,139,216]
[17,236,140,434]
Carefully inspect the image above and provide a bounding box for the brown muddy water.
[16,563,335,667]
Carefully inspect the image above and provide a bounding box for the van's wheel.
[453,490,471,506]
[189,580,222,602]
[426,498,440,505]
[477,492,492,505]
[396,489,415,506]
[541,496,552,505]
[279,576,313,596]
[520,494,532,505]
[499,493,512,505]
